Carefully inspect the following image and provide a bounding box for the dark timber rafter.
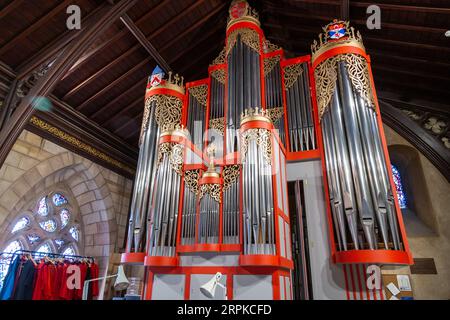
[62,0,209,100]
[120,13,171,73]
[341,0,349,20]
[81,2,227,119]
[0,0,73,56]
[0,0,139,168]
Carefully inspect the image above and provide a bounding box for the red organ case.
[121,0,411,300]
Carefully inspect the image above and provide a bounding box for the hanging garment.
[12,259,36,300]
[0,256,21,300]
[32,261,49,300]
[73,262,88,300]
[90,263,99,298]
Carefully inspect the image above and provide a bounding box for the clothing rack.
[0,249,94,265]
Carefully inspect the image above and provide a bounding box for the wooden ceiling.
[1,0,449,150]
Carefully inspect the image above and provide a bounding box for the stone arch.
[388,144,439,236]
[0,151,119,278]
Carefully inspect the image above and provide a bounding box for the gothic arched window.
[391,165,407,209]
[0,192,81,290]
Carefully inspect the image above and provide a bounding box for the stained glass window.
[0,241,23,291]
[12,217,30,233]
[62,246,75,256]
[60,209,70,228]
[52,193,68,206]
[37,197,48,216]
[39,219,57,233]
[54,239,65,248]
[69,226,79,242]
[392,165,407,209]
[35,243,51,255]
[27,234,41,245]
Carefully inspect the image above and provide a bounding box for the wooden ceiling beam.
[341,0,349,20]
[76,57,151,112]
[0,0,23,20]
[90,75,147,120]
[62,0,170,79]
[71,1,225,113]
[351,2,450,15]
[61,0,209,97]
[0,0,139,168]
[123,40,222,139]
[104,95,143,128]
[120,13,171,72]
[0,0,72,56]
[16,3,108,78]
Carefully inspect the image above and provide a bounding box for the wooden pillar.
[0,0,138,167]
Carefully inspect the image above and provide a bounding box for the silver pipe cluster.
[126,100,160,253]
[286,62,316,152]
[187,91,206,151]
[264,59,286,145]
[223,181,240,244]
[209,77,224,158]
[242,138,276,255]
[148,152,181,256]
[198,194,220,244]
[321,62,401,251]
[226,35,261,153]
[180,187,197,245]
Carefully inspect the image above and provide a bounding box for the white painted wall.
[286,160,347,300]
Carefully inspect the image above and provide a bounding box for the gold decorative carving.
[283,63,303,89]
[29,116,135,174]
[210,48,226,66]
[157,142,184,175]
[240,128,272,165]
[184,169,200,195]
[189,84,208,107]
[266,107,284,124]
[314,53,374,119]
[145,94,183,132]
[211,68,226,84]
[263,39,281,53]
[209,117,225,135]
[222,165,241,191]
[199,183,221,203]
[226,28,260,56]
[264,55,280,75]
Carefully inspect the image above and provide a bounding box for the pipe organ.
[121,0,412,300]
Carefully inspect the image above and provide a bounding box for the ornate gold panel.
[189,84,208,107]
[283,63,303,89]
[240,128,272,165]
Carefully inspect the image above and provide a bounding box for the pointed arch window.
[0,191,81,290]
[392,164,407,209]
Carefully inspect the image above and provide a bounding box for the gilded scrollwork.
[263,39,281,53]
[200,183,221,203]
[209,117,225,135]
[157,142,184,175]
[266,107,284,124]
[189,84,208,107]
[29,116,135,174]
[222,165,241,191]
[283,63,303,89]
[211,68,226,84]
[314,53,374,119]
[226,28,260,56]
[145,94,183,132]
[264,55,280,75]
[210,47,226,66]
[240,128,272,165]
[184,169,200,195]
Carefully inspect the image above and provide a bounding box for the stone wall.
[0,130,132,294]
[384,124,450,300]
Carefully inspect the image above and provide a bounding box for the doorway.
[288,180,313,300]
